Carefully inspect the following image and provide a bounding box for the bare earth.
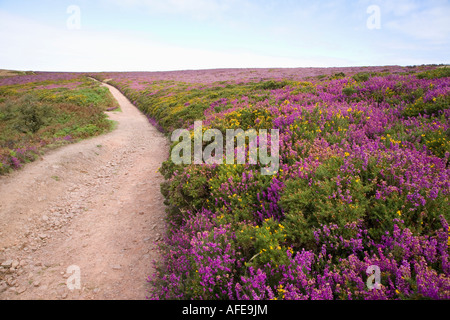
[0,82,169,300]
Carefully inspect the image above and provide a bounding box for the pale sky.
[0,0,449,72]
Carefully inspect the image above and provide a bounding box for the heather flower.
[101,66,450,300]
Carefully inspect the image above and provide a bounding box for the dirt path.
[0,82,169,300]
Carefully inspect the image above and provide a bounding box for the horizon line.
[2,63,449,74]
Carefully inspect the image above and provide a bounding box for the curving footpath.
[0,82,169,300]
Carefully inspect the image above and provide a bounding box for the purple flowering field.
[4,66,448,300]
[92,65,450,300]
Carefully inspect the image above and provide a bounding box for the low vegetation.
[97,66,450,300]
[0,75,118,174]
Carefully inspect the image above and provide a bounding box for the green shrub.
[255,80,290,90]
[417,67,450,79]
[16,103,53,134]
[279,158,370,249]
[342,87,358,97]
[161,164,217,227]
[332,72,346,79]
[236,218,290,270]
[352,72,372,82]
[402,95,450,117]
[422,128,450,159]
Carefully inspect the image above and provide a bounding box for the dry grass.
[0,69,35,77]
[0,69,17,77]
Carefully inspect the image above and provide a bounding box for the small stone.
[11,260,20,269]
[111,265,122,270]
[1,260,12,268]
[17,286,27,294]
[33,280,41,287]
[6,278,16,287]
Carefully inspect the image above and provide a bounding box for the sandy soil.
[0,82,169,300]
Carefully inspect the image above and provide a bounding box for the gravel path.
[0,82,169,300]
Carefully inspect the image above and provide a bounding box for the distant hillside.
[0,69,36,78]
